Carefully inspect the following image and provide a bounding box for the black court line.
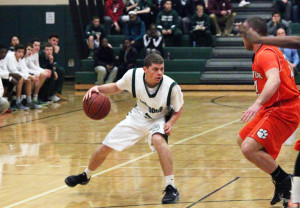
[211,96,244,109]
[186,177,240,208]
[95,202,193,208]
[0,98,132,129]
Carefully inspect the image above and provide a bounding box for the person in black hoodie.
[189,5,212,46]
[116,38,138,80]
[94,38,118,85]
[143,24,164,57]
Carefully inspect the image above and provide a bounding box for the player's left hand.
[241,102,261,123]
[164,122,172,136]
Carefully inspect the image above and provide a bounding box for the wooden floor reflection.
[0,85,298,208]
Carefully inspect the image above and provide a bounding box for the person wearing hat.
[125,11,146,51]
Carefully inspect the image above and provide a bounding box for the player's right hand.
[83,86,100,101]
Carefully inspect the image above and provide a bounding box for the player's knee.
[151,134,165,147]
[241,141,255,159]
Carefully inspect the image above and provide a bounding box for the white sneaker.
[239,0,250,7]
[48,95,61,102]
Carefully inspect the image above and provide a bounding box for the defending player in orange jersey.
[237,17,300,208]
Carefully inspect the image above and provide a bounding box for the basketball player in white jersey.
[65,54,184,204]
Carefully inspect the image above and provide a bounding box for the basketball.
[83,93,111,120]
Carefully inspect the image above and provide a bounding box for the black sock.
[295,152,300,177]
[271,165,289,183]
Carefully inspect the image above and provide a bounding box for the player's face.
[15,49,24,60]
[26,46,33,57]
[92,19,100,27]
[49,37,59,46]
[276,28,286,37]
[11,36,19,46]
[242,21,253,51]
[44,46,53,57]
[33,41,40,53]
[0,49,7,60]
[144,63,164,86]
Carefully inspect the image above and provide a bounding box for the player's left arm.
[241,67,280,122]
[164,105,184,136]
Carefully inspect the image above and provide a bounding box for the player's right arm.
[83,83,122,101]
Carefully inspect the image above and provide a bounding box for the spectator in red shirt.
[104,0,125,35]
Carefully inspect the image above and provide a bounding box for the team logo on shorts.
[257,129,268,139]
[152,124,160,132]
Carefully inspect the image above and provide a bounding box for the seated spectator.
[267,12,291,36]
[39,43,60,102]
[143,24,164,56]
[208,0,236,36]
[116,38,138,80]
[273,0,292,21]
[135,0,154,28]
[86,16,106,59]
[94,38,118,85]
[48,33,65,99]
[8,36,20,53]
[125,11,145,51]
[26,38,51,104]
[276,27,299,73]
[189,5,212,46]
[5,44,40,110]
[156,0,182,46]
[22,43,45,106]
[184,0,206,34]
[0,44,21,101]
[293,0,300,22]
[0,77,9,114]
[104,0,125,35]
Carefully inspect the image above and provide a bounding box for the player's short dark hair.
[0,44,7,50]
[144,53,164,68]
[245,17,268,36]
[48,33,59,39]
[30,38,41,44]
[44,42,53,49]
[92,16,100,20]
[14,44,25,51]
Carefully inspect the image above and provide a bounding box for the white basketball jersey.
[131,68,177,119]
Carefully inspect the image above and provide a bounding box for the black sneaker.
[162,185,180,204]
[270,175,293,205]
[65,172,90,187]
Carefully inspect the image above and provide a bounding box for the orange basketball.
[83,93,111,120]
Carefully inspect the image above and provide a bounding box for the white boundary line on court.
[3,119,240,208]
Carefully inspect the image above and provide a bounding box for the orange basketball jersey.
[252,45,300,107]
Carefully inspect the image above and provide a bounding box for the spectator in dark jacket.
[94,38,118,85]
[85,16,106,59]
[116,38,138,80]
[267,12,291,36]
[183,0,206,34]
[125,11,146,51]
[156,0,182,46]
[135,0,154,28]
[208,0,236,36]
[104,0,125,35]
[274,0,292,21]
[143,24,164,57]
[189,5,212,46]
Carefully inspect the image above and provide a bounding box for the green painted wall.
[0,5,79,76]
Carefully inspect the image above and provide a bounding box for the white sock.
[16,97,21,104]
[21,94,26,100]
[165,175,175,188]
[33,94,38,101]
[292,176,300,203]
[85,168,94,179]
[26,96,32,103]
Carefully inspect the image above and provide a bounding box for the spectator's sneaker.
[162,185,180,204]
[26,102,41,109]
[33,99,48,106]
[48,95,61,102]
[65,172,90,187]
[239,0,250,7]
[16,103,29,110]
[270,175,293,205]
[5,108,13,113]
